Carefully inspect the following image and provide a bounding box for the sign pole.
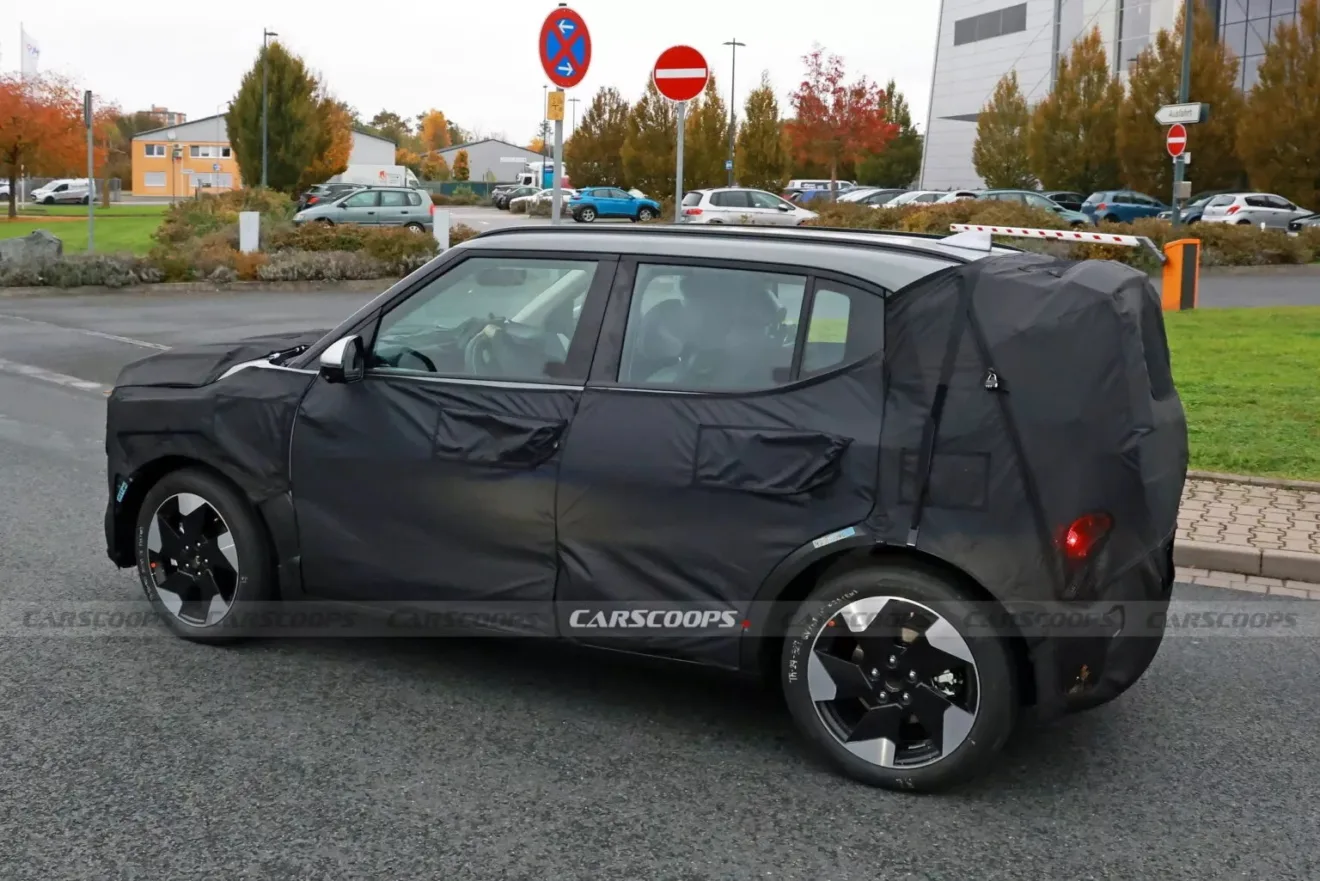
[675,101,686,223]
[84,90,95,253]
[1171,0,1193,228]
[551,88,565,225]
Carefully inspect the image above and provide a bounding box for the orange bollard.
[1161,238,1201,311]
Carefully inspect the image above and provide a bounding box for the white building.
[919,0,1296,189]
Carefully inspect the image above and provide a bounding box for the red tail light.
[429,202,436,216]
[1226,204,1240,215]
[684,208,703,215]
[1095,202,1107,211]
[308,196,320,205]
[1062,513,1113,561]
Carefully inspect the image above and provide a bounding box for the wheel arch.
[741,543,1037,707]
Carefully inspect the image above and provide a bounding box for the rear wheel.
[781,563,1018,792]
[1103,214,1120,223]
[134,468,274,645]
[1236,219,1252,225]
[405,222,425,232]
[578,206,597,223]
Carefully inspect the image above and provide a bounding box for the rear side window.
[1085,193,1107,202]
[798,282,884,378]
[712,191,752,208]
[408,191,423,206]
[1207,195,1236,207]
[682,192,704,207]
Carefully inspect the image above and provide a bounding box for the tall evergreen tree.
[226,41,321,192]
[735,72,789,191]
[858,79,924,187]
[621,79,678,197]
[564,86,630,187]
[684,76,730,189]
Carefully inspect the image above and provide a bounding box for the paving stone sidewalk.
[1174,476,1320,592]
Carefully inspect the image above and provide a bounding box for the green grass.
[0,215,161,255]
[1166,306,1320,481]
[15,203,168,217]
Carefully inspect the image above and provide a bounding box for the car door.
[288,250,617,619]
[338,189,380,225]
[376,189,410,226]
[1259,194,1299,228]
[554,257,890,668]
[709,189,752,223]
[747,189,797,225]
[606,188,635,217]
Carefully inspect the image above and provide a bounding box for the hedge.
[805,201,1320,269]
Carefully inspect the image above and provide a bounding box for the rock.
[0,229,64,263]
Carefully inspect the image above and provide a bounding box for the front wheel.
[135,468,275,644]
[637,207,657,222]
[781,562,1018,793]
[316,218,333,226]
[405,222,425,233]
[43,196,54,205]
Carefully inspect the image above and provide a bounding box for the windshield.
[837,188,878,203]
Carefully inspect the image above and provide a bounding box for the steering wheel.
[464,328,497,375]
[394,347,438,373]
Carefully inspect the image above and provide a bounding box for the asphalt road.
[2,297,1320,880]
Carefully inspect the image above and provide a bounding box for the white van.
[31,179,95,205]
[329,165,421,188]
[787,179,856,191]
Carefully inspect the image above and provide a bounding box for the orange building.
[130,114,239,197]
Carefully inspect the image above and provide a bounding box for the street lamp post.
[542,85,550,159]
[1170,5,1193,227]
[262,28,278,188]
[568,97,581,134]
[722,39,745,187]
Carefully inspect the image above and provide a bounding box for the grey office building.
[919,0,1302,189]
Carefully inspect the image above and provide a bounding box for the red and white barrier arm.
[949,224,1166,264]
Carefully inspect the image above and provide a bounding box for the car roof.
[459,225,1020,281]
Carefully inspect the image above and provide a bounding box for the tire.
[578,207,597,223]
[82,196,91,205]
[134,467,274,645]
[1236,219,1251,225]
[637,207,657,222]
[43,196,54,205]
[781,562,1018,792]
[405,222,425,232]
[1103,214,1120,224]
[316,218,333,226]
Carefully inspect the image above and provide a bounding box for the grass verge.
[1166,306,1320,481]
[0,215,161,255]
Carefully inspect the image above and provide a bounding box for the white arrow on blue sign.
[558,60,574,76]
[557,18,575,36]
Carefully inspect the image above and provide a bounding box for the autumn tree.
[528,137,547,154]
[369,110,411,145]
[735,72,789,191]
[447,120,469,146]
[786,47,897,195]
[395,147,423,177]
[565,86,630,187]
[684,76,730,188]
[227,41,321,191]
[858,80,923,187]
[299,94,354,190]
[420,152,450,181]
[102,110,160,194]
[1238,0,1320,207]
[417,109,452,151]
[1027,27,1123,194]
[621,79,678,196]
[972,72,1036,189]
[452,149,470,181]
[0,74,106,217]
[1119,0,1244,200]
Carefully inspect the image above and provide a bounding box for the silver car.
[1199,192,1313,229]
[293,186,434,231]
[679,188,818,225]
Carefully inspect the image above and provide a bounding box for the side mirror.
[338,202,348,208]
[319,335,366,384]
[778,203,793,211]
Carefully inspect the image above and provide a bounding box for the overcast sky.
[2,1,940,143]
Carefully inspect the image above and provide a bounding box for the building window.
[143,144,166,157]
[1117,0,1154,71]
[188,145,228,159]
[143,171,166,188]
[221,147,232,158]
[953,3,1028,46]
[1054,0,1086,77]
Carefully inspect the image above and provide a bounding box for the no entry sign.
[652,45,709,102]
[1166,123,1188,158]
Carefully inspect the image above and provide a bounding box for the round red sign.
[652,45,709,102]
[1166,123,1188,158]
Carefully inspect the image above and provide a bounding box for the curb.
[0,279,395,298]
[1174,540,1320,582]
[1187,470,1320,492]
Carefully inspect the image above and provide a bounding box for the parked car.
[836,187,908,207]
[883,190,948,208]
[678,188,818,226]
[1287,212,1320,235]
[786,179,856,191]
[495,185,540,210]
[509,188,575,213]
[1043,191,1087,212]
[1153,190,1234,224]
[1080,190,1169,224]
[103,223,1185,794]
[933,190,981,204]
[293,186,435,231]
[980,189,1092,225]
[30,178,94,205]
[298,183,365,212]
[1199,192,1314,229]
[569,187,662,223]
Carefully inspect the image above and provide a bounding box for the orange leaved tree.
[786,47,897,195]
[0,73,98,217]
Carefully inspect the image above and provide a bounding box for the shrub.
[509,199,529,214]
[0,254,163,288]
[449,223,479,246]
[1298,226,1320,257]
[256,251,391,282]
[153,187,296,246]
[266,223,438,266]
[430,192,451,205]
[233,251,269,281]
[527,200,552,217]
[446,186,481,206]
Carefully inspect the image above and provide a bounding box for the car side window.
[407,191,423,206]
[748,191,786,210]
[1263,195,1293,210]
[711,191,752,208]
[1245,195,1269,208]
[379,191,408,207]
[800,281,885,378]
[618,264,809,391]
[344,191,379,208]
[370,258,600,382]
[1024,193,1055,209]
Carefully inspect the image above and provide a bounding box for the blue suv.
[570,187,662,223]
[1081,190,1169,224]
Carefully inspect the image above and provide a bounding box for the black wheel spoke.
[908,683,955,749]
[813,651,873,700]
[179,570,221,623]
[903,639,968,681]
[845,703,904,745]
[179,505,210,542]
[155,516,187,561]
[157,571,194,598]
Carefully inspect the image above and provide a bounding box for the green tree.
[621,79,677,197]
[452,149,470,181]
[972,72,1036,188]
[1238,0,1320,207]
[1119,0,1244,200]
[447,120,468,146]
[564,86,630,187]
[1027,27,1123,193]
[299,94,354,190]
[735,72,789,190]
[226,41,322,191]
[683,76,729,189]
[858,79,924,187]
